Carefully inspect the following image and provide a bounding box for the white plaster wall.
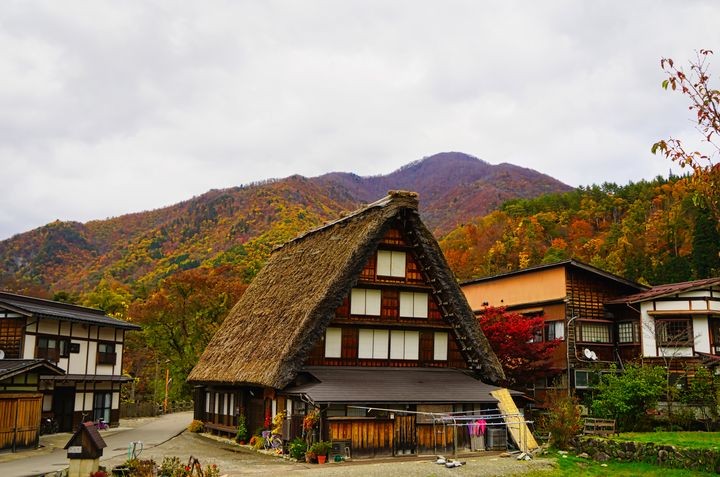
[38,318,58,334]
[71,324,90,338]
[43,394,53,412]
[655,301,691,311]
[695,316,711,353]
[57,357,69,372]
[59,321,72,336]
[23,334,36,359]
[113,343,123,376]
[659,346,693,357]
[98,327,115,341]
[87,341,97,371]
[112,392,120,409]
[640,303,657,357]
[710,300,720,311]
[68,340,88,374]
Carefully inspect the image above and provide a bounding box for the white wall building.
[0,292,141,431]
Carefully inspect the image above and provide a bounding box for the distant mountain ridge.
[0,152,572,293]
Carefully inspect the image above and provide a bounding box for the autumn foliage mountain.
[0,152,570,295]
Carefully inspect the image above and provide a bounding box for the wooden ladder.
[490,388,538,453]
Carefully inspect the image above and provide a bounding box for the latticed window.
[579,322,611,343]
[617,322,639,344]
[656,319,692,346]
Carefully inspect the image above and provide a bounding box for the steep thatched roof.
[188,191,504,388]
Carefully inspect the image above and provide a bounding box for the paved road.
[0,411,192,477]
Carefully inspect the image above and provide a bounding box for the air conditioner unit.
[486,428,507,450]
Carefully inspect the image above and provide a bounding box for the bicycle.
[261,430,283,451]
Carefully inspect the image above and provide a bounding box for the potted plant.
[310,441,332,464]
[235,414,249,444]
[304,449,316,464]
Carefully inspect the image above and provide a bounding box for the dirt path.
[103,432,557,476]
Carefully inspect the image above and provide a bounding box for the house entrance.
[52,387,75,432]
[394,414,416,455]
[247,397,264,433]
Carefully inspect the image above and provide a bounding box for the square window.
[399,292,428,318]
[377,250,406,277]
[97,342,117,365]
[350,288,382,316]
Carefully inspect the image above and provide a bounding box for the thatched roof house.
[189,191,508,457]
[189,191,503,387]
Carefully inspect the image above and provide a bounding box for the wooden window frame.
[399,292,429,318]
[36,335,70,362]
[97,341,117,365]
[376,250,406,277]
[655,318,693,347]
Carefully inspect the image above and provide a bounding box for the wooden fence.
[0,394,42,451]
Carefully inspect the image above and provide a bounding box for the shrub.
[236,414,249,443]
[288,437,307,460]
[542,391,582,450]
[310,440,332,457]
[251,435,265,450]
[187,420,205,433]
[591,364,665,431]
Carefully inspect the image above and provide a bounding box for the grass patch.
[525,452,718,477]
[614,431,720,450]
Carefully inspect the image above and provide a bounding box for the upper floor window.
[399,292,428,318]
[545,321,565,341]
[358,329,389,359]
[617,321,639,344]
[578,322,611,343]
[325,328,342,358]
[389,330,419,360]
[97,342,117,365]
[656,319,692,347]
[376,250,406,277]
[350,288,382,316]
[433,332,448,361]
[36,336,69,362]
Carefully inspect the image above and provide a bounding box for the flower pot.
[317,455,327,464]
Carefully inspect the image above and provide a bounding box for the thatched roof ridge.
[188,191,504,388]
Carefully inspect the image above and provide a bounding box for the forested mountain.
[0,152,570,295]
[3,150,716,401]
[440,175,720,284]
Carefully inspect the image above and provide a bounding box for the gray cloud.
[1,0,719,239]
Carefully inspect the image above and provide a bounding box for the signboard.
[67,445,82,454]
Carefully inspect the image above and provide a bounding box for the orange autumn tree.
[653,49,720,220]
[477,306,560,388]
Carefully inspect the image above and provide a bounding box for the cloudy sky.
[2,1,719,240]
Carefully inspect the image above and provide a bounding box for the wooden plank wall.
[417,424,455,453]
[0,394,42,450]
[329,420,394,457]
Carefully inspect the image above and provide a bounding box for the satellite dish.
[0,350,5,359]
[583,348,598,361]
[590,351,598,361]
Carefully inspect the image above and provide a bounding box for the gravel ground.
[103,432,558,477]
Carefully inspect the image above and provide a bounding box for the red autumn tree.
[477,306,560,388]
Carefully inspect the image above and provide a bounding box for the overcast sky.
[1,1,719,240]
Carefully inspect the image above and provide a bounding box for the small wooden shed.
[0,359,64,451]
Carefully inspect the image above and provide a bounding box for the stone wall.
[572,436,720,474]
